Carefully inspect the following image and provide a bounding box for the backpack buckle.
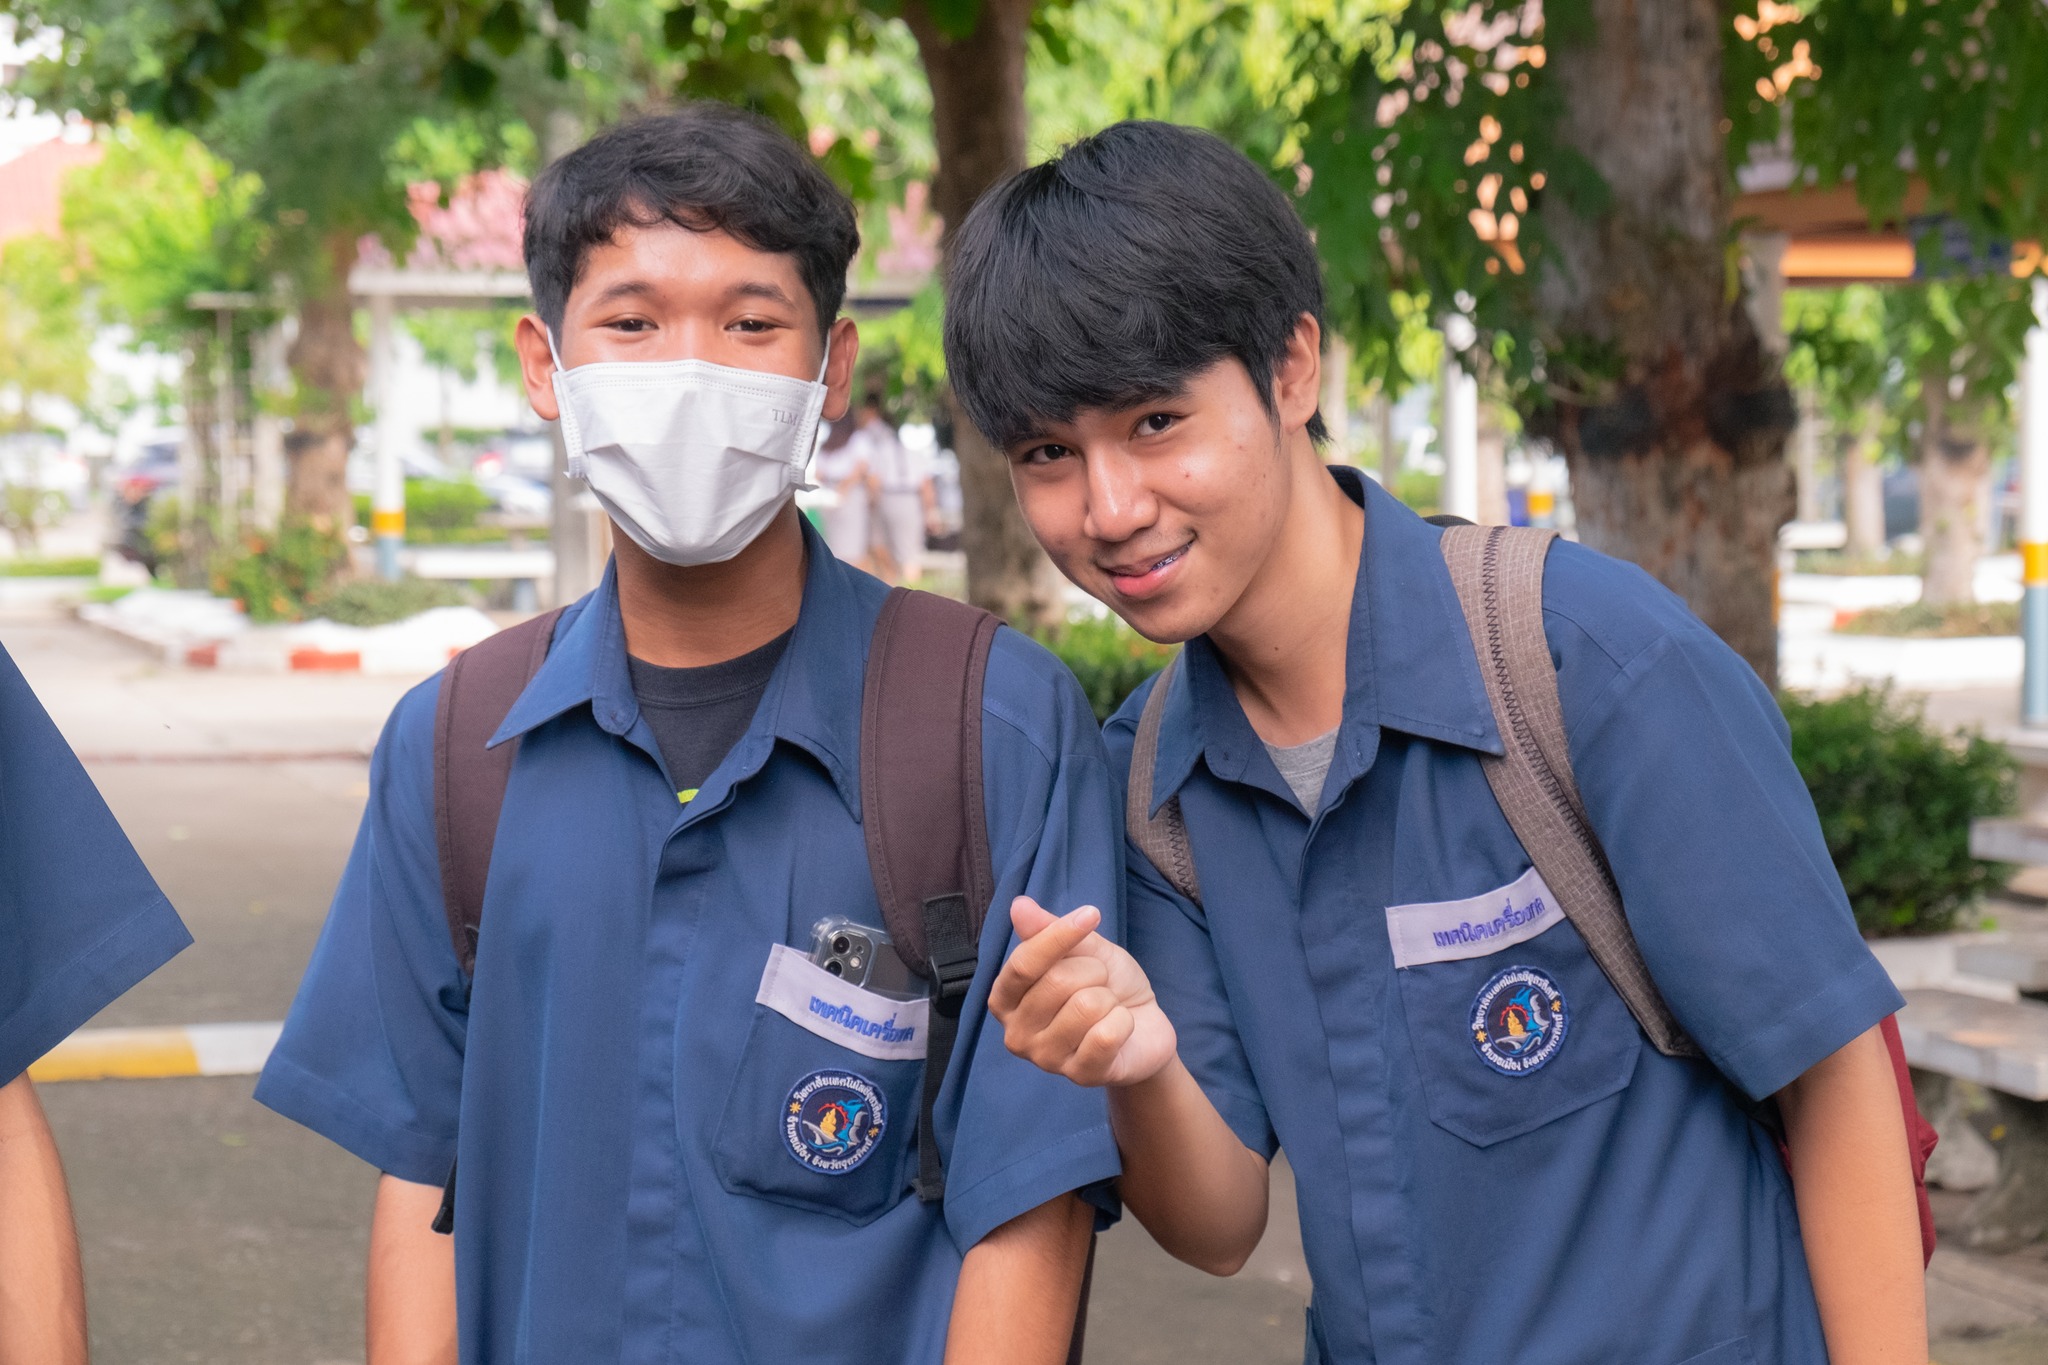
[921,892,978,1014]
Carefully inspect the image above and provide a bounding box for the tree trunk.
[1918,371,1991,607]
[1532,0,1795,684]
[176,344,223,586]
[1793,388,1822,524]
[1476,400,1509,526]
[1375,393,1398,487]
[904,0,1066,627]
[285,233,365,534]
[1840,402,1886,559]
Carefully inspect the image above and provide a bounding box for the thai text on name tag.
[756,942,929,1060]
[1385,867,1562,968]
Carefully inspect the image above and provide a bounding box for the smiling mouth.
[1102,542,1191,596]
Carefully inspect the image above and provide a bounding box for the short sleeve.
[935,641,1123,1251]
[1124,848,1277,1160]
[1565,625,1903,1101]
[253,678,468,1185]
[1104,689,1277,1163]
[0,645,190,1084]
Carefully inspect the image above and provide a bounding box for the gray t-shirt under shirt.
[627,629,791,801]
[1265,727,1340,815]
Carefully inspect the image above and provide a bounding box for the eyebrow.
[726,279,800,309]
[1010,385,1197,445]
[582,278,801,312]
[587,279,661,308]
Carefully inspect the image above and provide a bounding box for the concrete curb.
[78,591,500,675]
[29,1022,282,1083]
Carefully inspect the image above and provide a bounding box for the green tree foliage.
[58,117,267,348]
[1780,685,2017,937]
[1278,1,2048,404]
[1726,0,2048,249]
[1784,285,1890,425]
[0,234,93,430]
[406,308,524,388]
[1288,3,1618,398]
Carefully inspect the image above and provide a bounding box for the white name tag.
[755,943,930,1061]
[1385,867,1562,969]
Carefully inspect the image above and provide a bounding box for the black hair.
[523,103,859,340]
[944,120,1326,449]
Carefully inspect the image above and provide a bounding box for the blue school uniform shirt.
[256,524,1121,1365]
[0,641,190,1085]
[1109,469,1902,1365]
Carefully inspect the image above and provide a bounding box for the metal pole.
[2021,274,2048,727]
[1439,319,1480,522]
[369,292,404,581]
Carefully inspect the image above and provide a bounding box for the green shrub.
[1781,686,2018,936]
[411,522,550,545]
[0,555,99,577]
[1836,601,2018,638]
[310,577,468,626]
[406,478,491,533]
[1389,469,1442,516]
[212,520,350,623]
[1034,615,1177,723]
[1794,549,1926,577]
[354,480,494,540]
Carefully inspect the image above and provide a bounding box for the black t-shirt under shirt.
[626,629,792,801]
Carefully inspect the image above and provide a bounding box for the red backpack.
[1126,523,1938,1263]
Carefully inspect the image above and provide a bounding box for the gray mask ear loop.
[544,325,564,373]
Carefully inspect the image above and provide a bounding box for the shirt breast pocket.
[1389,869,1640,1148]
[710,944,926,1224]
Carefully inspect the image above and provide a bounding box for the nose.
[1081,448,1156,546]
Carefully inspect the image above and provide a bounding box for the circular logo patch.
[1470,965,1568,1076]
[783,1069,887,1175]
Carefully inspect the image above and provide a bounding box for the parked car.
[111,439,182,575]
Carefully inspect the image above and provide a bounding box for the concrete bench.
[1900,985,2048,1250]
[400,545,555,613]
[1954,936,2048,996]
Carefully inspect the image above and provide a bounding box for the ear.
[1271,312,1323,436]
[514,314,561,423]
[821,316,861,422]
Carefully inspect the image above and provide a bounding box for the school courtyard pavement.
[2,595,2042,1364]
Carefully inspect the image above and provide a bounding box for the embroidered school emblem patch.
[1470,965,1568,1076]
[783,1070,887,1175]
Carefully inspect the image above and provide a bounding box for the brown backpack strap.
[1437,524,1698,1059]
[427,604,563,1234]
[432,606,565,979]
[1126,656,1202,905]
[859,587,1000,1202]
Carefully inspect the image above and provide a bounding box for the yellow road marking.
[31,1027,199,1081]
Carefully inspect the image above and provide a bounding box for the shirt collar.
[1147,465,1503,814]
[490,517,872,818]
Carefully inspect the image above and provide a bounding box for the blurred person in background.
[814,409,875,572]
[853,391,935,584]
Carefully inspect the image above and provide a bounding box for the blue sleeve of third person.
[254,677,468,1185]
[0,641,190,1085]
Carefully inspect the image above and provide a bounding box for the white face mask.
[548,330,831,567]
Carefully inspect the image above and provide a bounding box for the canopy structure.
[1732,156,2048,727]
[1734,156,2042,285]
